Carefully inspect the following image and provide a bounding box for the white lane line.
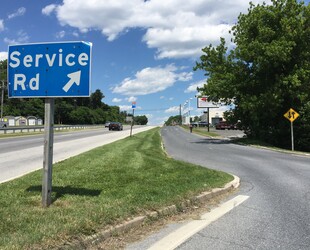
[147,195,249,250]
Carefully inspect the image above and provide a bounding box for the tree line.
[0,60,148,125]
[167,0,310,152]
[194,0,310,151]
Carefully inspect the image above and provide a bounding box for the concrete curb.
[64,175,240,249]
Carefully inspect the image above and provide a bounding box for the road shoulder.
[66,175,240,249]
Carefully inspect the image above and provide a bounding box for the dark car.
[108,122,123,131]
[215,121,231,130]
[215,121,238,130]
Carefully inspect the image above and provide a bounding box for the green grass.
[181,125,220,137]
[0,127,233,249]
[233,137,310,154]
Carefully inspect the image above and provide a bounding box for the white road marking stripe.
[147,195,249,250]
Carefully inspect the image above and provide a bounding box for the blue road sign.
[8,41,92,98]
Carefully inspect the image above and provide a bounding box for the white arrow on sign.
[62,71,81,92]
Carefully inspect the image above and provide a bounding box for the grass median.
[0,127,233,249]
[181,125,219,137]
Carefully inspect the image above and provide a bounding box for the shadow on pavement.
[191,138,233,145]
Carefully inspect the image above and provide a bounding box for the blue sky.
[1,0,309,125]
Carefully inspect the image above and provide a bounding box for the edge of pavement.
[182,125,310,158]
[63,175,240,249]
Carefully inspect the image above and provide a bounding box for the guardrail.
[0,125,104,134]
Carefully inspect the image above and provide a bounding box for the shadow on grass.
[26,185,102,203]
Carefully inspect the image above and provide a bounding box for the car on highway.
[108,122,123,131]
[105,121,111,128]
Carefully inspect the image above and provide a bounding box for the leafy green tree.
[55,99,74,124]
[134,115,148,125]
[195,0,310,151]
[90,89,104,109]
[69,106,93,124]
[23,99,44,118]
[165,115,182,126]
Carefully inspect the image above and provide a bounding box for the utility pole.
[0,80,4,119]
[0,68,5,119]
[179,104,182,125]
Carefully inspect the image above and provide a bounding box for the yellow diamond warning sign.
[284,108,299,122]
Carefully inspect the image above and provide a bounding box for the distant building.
[3,116,15,126]
[27,116,37,126]
[15,116,27,126]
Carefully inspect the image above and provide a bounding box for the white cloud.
[112,98,122,103]
[43,0,270,59]
[0,52,8,61]
[145,114,153,119]
[8,7,26,19]
[119,105,141,111]
[56,30,66,39]
[165,106,180,114]
[112,64,192,96]
[4,30,30,45]
[119,105,132,111]
[126,96,137,102]
[72,31,79,37]
[0,20,4,32]
[42,4,57,16]
[185,80,206,93]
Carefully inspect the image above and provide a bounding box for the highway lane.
[128,126,310,250]
[0,125,135,153]
[0,125,155,183]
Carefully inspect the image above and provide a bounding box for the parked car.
[108,122,123,131]
[105,121,111,128]
[190,121,209,128]
[0,121,8,128]
[215,121,232,130]
[215,121,240,130]
[198,121,209,127]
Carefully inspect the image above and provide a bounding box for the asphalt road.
[0,125,154,183]
[128,126,310,250]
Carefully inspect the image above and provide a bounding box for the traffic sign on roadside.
[7,41,92,207]
[8,41,92,98]
[284,108,299,122]
[283,108,300,151]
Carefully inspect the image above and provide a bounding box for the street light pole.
[0,66,5,119]
[0,80,4,119]
[188,98,192,124]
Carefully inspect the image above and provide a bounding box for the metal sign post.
[130,102,136,137]
[42,98,54,207]
[283,108,300,151]
[290,121,294,151]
